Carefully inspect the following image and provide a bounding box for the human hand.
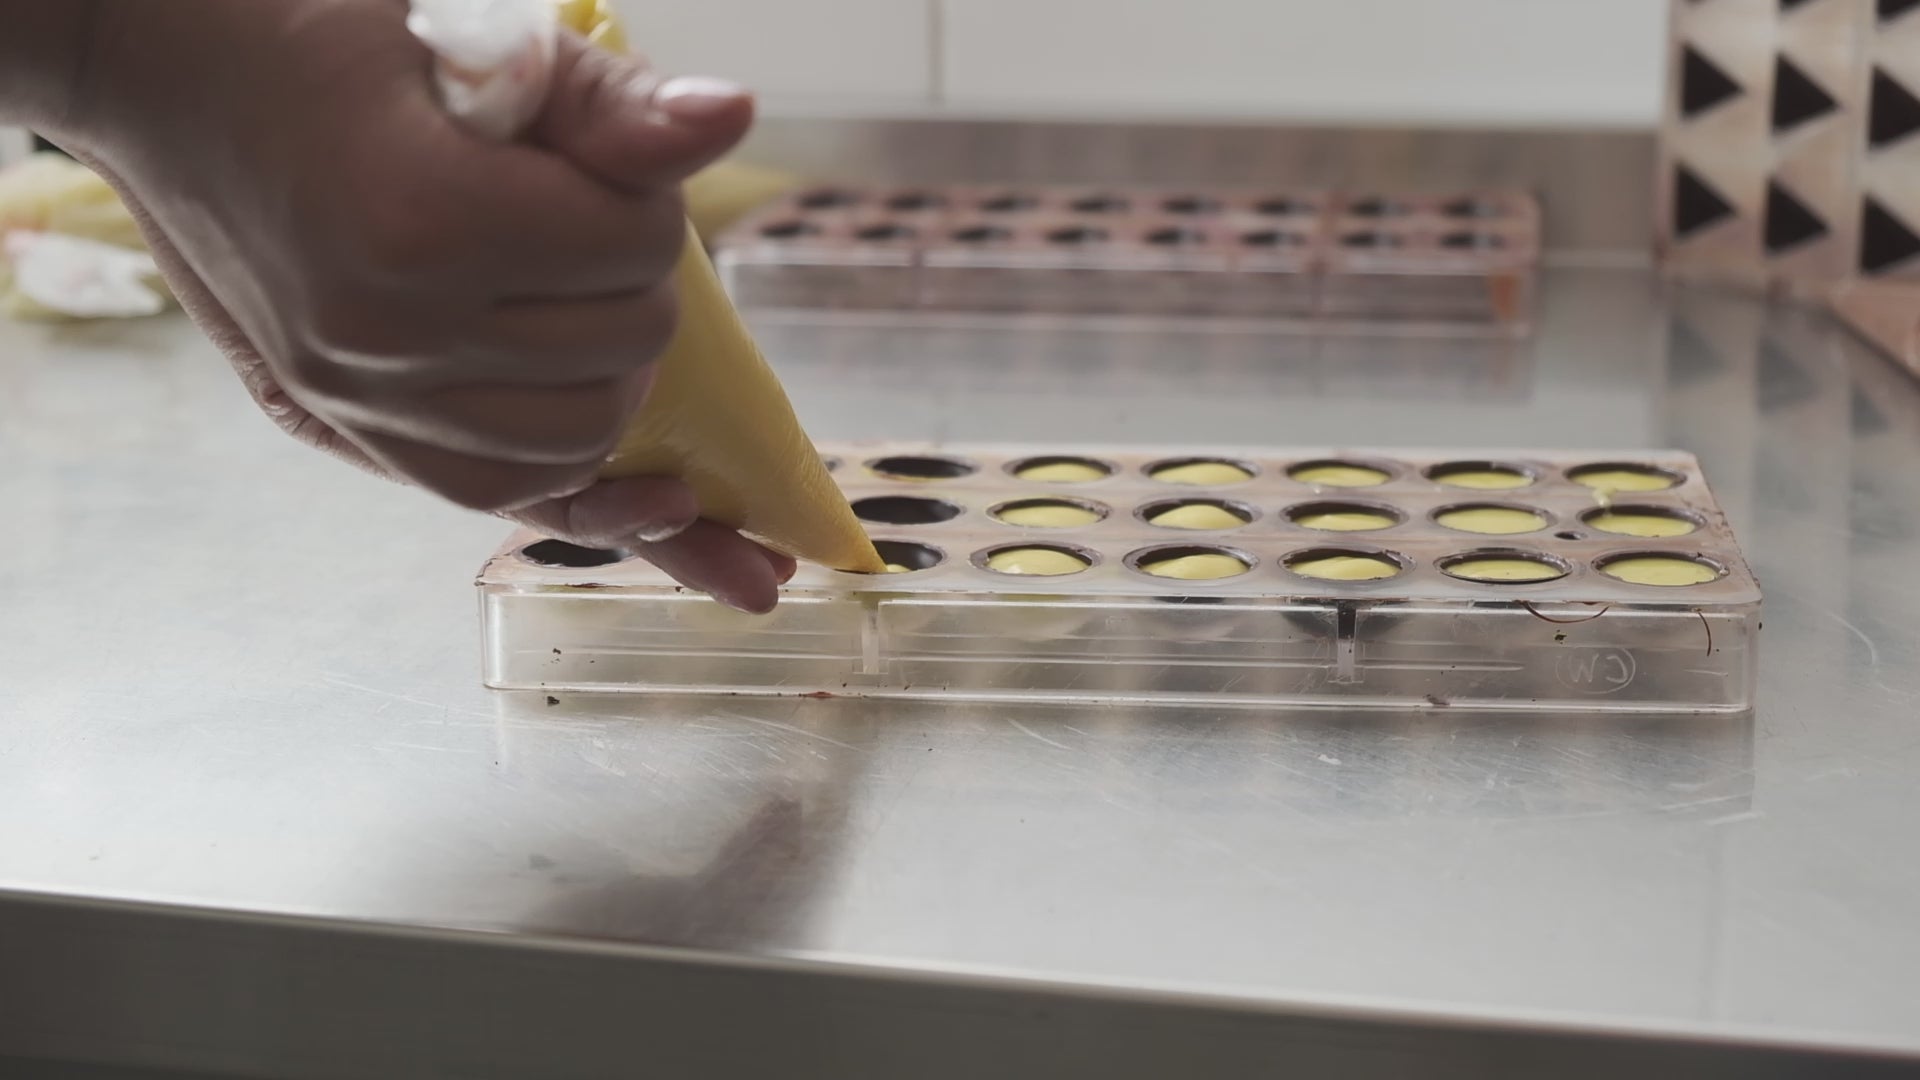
[48,0,795,611]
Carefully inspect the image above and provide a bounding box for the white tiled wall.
[612,0,1668,126]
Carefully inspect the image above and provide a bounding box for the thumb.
[532,32,755,195]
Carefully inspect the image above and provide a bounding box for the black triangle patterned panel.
[1773,57,1839,132]
[1861,198,1920,273]
[1682,46,1744,117]
[1675,166,1738,238]
[1765,182,1830,252]
[1870,69,1920,147]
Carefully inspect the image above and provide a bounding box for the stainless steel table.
[3,192,1919,1072]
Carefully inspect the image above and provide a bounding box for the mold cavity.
[856,222,917,242]
[1440,550,1570,584]
[1443,197,1507,219]
[991,498,1109,529]
[1429,462,1535,490]
[519,540,627,569]
[1284,548,1405,582]
[1569,463,1684,495]
[798,189,860,209]
[1048,225,1110,245]
[869,540,945,574]
[760,220,819,239]
[1347,197,1410,218]
[1288,460,1391,488]
[1161,194,1222,215]
[1287,501,1402,532]
[977,543,1095,577]
[1341,230,1403,249]
[1583,506,1702,539]
[1129,544,1252,581]
[1434,504,1549,536]
[1011,456,1114,483]
[979,192,1039,213]
[1597,553,1725,587]
[1241,230,1308,248]
[1256,197,1316,216]
[952,225,1013,244]
[1441,231,1506,250]
[885,191,946,211]
[852,495,964,526]
[1147,458,1256,486]
[1140,498,1255,531]
[1069,194,1130,213]
[867,455,978,482]
[1146,227,1208,247]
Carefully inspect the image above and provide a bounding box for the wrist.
[0,1,107,138]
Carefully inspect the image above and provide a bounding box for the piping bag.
[407,0,884,574]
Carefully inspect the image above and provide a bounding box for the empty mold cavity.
[798,189,860,209]
[1440,550,1569,584]
[1288,460,1392,488]
[977,543,1095,577]
[1568,463,1683,494]
[760,220,819,239]
[952,225,1013,244]
[1441,231,1506,250]
[1597,553,1725,587]
[1256,197,1317,216]
[519,540,628,569]
[1128,544,1252,581]
[1284,548,1405,582]
[1583,506,1702,539]
[1146,227,1208,247]
[1147,458,1256,485]
[870,540,946,574]
[1069,194,1130,213]
[1443,197,1508,219]
[1346,197,1411,218]
[1429,462,1535,490]
[1434,504,1549,536]
[1010,455,1114,483]
[1341,230,1403,249]
[1048,225,1110,245]
[868,455,978,482]
[1161,195,1223,215]
[1287,501,1402,532]
[979,192,1039,213]
[852,495,964,526]
[990,498,1109,529]
[1140,498,1255,531]
[885,191,946,211]
[856,222,917,242]
[1241,230,1308,248]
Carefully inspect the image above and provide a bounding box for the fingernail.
[635,516,696,544]
[714,591,774,616]
[651,75,748,123]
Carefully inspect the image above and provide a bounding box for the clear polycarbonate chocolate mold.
[479,444,1758,712]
